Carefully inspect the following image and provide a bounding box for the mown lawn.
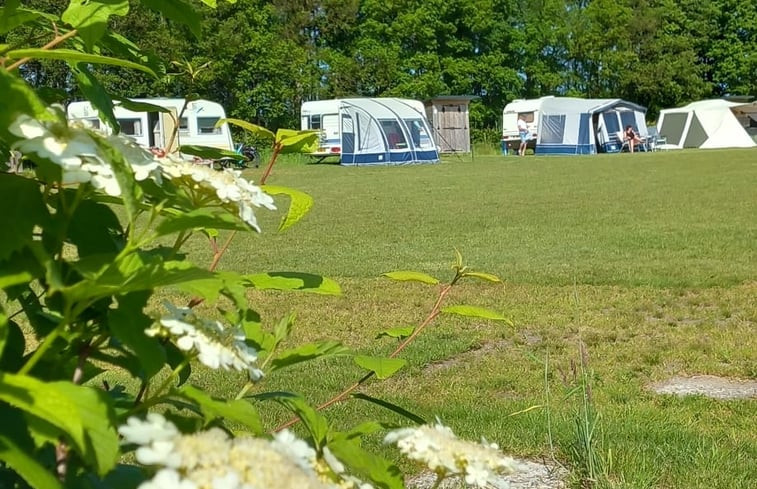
[161,148,756,488]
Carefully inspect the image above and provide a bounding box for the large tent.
[534,97,648,155]
[300,98,439,165]
[656,100,757,149]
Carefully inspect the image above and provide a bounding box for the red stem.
[272,283,454,432]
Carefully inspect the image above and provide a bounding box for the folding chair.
[615,131,630,152]
[645,127,667,151]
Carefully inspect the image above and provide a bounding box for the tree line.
[8,0,757,131]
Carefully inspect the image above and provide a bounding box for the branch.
[6,28,79,72]
[272,283,454,432]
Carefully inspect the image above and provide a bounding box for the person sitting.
[624,125,642,153]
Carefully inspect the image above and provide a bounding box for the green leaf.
[79,464,146,489]
[6,49,155,77]
[218,118,274,140]
[262,185,313,232]
[0,319,26,373]
[376,326,415,339]
[155,208,249,237]
[165,343,191,386]
[61,0,129,49]
[239,309,275,354]
[353,355,407,380]
[441,305,513,324]
[351,393,427,425]
[0,374,118,476]
[275,130,319,154]
[340,420,398,440]
[113,96,171,114]
[173,270,247,304]
[454,248,463,269]
[179,385,263,434]
[381,271,439,285]
[0,174,50,262]
[463,271,502,283]
[140,0,202,38]
[68,197,124,255]
[269,341,351,372]
[0,5,55,35]
[55,382,119,476]
[245,272,341,295]
[70,63,119,133]
[254,392,329,449]
[0,69,54,139]
[273,313,295,346]
[0,404,63,489]
[179,144,242,160]
[327,438,404,489]
[65,255,215,302]
[107,292,165,381]
[0,246,43,291]
[0,309,7,357]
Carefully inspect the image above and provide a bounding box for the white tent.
[657,99,757,149]
[300,98,439,165]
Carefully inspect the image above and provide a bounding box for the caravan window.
[179,117,190,135]
[82,118,101,130]
[310,115,321,130]
[197,117,221,135]
[518,112,535,123]
[541,115,565,143]
[380,120,407,149]
[119,118,143,136]
[404,119,433,149]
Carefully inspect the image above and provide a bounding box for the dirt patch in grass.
[406,458,567,489]
[649,375,757,400]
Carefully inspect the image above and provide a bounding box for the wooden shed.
[424,96,477,153]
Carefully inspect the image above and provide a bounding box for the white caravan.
[67,98,234,152]
[300,98,438,165]
[501,97,549,148]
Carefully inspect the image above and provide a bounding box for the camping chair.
[645,127,667,151]
[615,131,630,152]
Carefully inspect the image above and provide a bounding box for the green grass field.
[171,149,756,488]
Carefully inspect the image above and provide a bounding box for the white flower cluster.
[9,114,160,196]
[384,422,521,488]
[9,113,274,232]
[118,413,339,489]
[146,302,263,381]
[158,157,275,231]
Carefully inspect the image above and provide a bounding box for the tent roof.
[505,96,645,114]
[540,97,646,113]
[338,98,426,120]
[661,99,750,113]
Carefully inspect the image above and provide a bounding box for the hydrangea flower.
[384,422,521,488]
[157,157,275,231]
[119,414,339,489]
[9,114,162,195]
[145,302,263,381]
[9,113,273,232]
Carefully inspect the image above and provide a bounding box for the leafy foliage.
[0,2,524,488]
